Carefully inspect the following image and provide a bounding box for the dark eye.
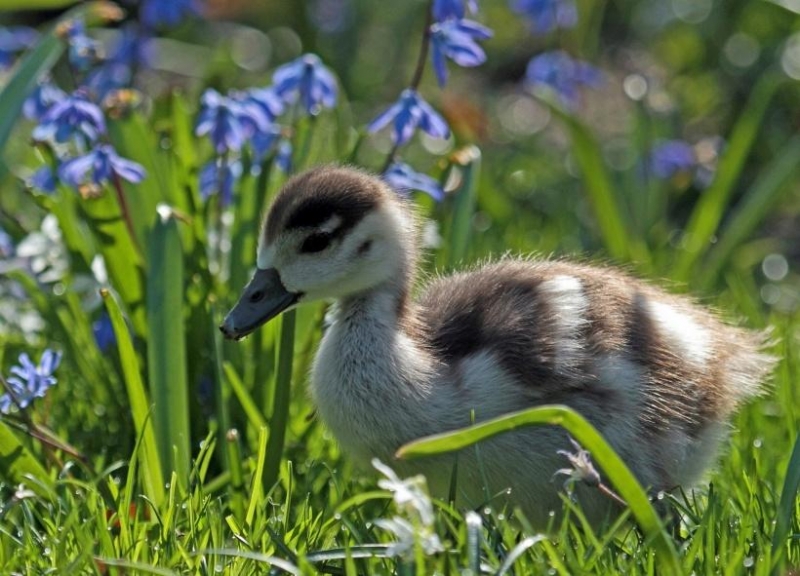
[300,232,332,253]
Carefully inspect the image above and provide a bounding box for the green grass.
[1,3,799,574]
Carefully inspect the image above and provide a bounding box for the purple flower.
[251,124,282,163]
[60,19,101,72]
[368,89,450,146]
[195,89,247,154]
[433,0,479,22]
[525,51,602,109]
[0,349,61,414]
[86,25,153,98]
[92,313,116,352]
[28,166,57,194]
[0,26,39,69]
[228,90,277,137]
[241,87,285,122]
[199,159,242,206]
[510,0,577,34]
[273,54,338,115]
[32,91,106,143]
[430,18,492,86]
[649,140,696,179]
[384,162,444,201]
[23,80,66,121]
[59,144,146,188]
[141,0,201,28]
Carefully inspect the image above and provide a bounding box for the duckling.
[220,165,774,526]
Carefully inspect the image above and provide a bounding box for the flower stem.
[112,172,142,257]
[381,0,435,173]
[410,1,434,91]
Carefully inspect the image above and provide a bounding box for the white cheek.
[256,245,275,270]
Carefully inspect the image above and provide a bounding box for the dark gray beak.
[220,268,300,340]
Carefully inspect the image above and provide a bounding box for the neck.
[310,269,435,461]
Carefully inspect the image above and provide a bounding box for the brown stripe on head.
[263,166,387,245]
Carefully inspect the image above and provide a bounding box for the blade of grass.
[223,362,267,431]
[147,210,191,484]
[397,404,680,575]
[246,426,268,528]
[700,135,800,288]
[446,146,481,268]
[225,429,247,523]
[672,71,783,281]
[81,187,146,335]
[771,434,800,573]
[0,420,53,495]
[262,309,296,494]
[101,288,165,506]
[0,27,62,157]
[549,104,645,264]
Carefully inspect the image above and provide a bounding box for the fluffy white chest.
[310,304,438,463]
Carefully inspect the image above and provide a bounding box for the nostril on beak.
[249,290,265,303]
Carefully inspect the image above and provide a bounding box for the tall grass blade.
[147,210,191,484]
[262,309,296,493]
[0,420,52,494]
[246,426,268,528]
[446,146,481,268]
[551,105,641,263]
[771,435,800,573]
[223,362,267,431]
[397,404,680,575]
[81,188,146,334]
[497,535,547,576]
[101,288,165,506]
[673,72,782,281]
[700,135,800,288]
[0,26,62,157]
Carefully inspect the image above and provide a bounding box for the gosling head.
[220,165,414,340]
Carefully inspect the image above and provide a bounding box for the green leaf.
[0,420,52,495]
[552,105,646,264]
[108,113,172,246]
[771,435,800,570]
[0,0,78,10]
[223,362,267,431]
[397,404,681,575]
[262,309,295,494]
[101,288,165,506]
[80,189,146,334]
[0,32,62,158]
[672,72,783,281]
[446,146,481,268]
[146,210,191,484]
[700,135,800,288]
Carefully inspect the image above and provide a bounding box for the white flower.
[372,458,435,526]
[553,436,601,489]
[374,516,444,560]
